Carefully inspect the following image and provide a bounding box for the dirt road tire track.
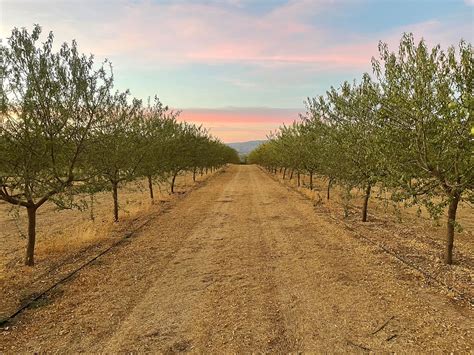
[1,165,472,352]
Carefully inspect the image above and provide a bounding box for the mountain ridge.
[226,140,266,156]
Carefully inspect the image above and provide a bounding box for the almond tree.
[373,34,473,264]
[138,97,180,201]
[314,74,383,221]
[302,115,339,200]
[85,91,144,222]
[0,26,113,265]
[280,124,305,186]
[163,122,196,193]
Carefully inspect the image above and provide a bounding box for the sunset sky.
[1,0,473,142]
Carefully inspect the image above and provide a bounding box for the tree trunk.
[445,192,460,265]
[205,167,208,174]
[171,172,178,193]
[361,183,372,222]
[112,181,119,222]
[147,175,154,200]
[297,172,301,187]
[283,167,287,179]
[289,169,294,180]
[193,168,196,182]
[25,205,37,266]
[309,172,313,190]
[327,178,333,200]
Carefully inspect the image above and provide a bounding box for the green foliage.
[0,24,113,209]
[0,25,239,265]
[373,33,473,208]
[86,91,145,186]
[250,33,473,264]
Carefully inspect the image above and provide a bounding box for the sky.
[1,0,473,142]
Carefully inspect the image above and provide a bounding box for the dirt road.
[1,165,472,352]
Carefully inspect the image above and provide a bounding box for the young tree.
[299,105,339,199]
[0,26,113,265]
[163,122,195,193]
[86,91,144,222]
[137,97,180,201]
[250,32,472,265]
[320,75,383,221]
[373,33,473,264]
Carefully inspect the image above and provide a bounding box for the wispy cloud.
[4,0,470,71]
[1,0,364,69]
[179,107,301,142]
[2,0,472,142]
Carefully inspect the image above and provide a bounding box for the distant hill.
[227,140,266,156]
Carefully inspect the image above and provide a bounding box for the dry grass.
[1,165,472,352]
[270,170,473,302]
[276,171,473,234]
[0,170,218,318]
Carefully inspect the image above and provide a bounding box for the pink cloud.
[178,107,301,142]
[3,0,470,74]
[38,0,358,70]
[84,2,469,71]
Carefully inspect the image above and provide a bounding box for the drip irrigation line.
[0,216,153,328]
[263,168,469,302]
[0,168,225,327]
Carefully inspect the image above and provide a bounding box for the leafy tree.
[85,91,144,222]
[138,97,180,201]
[250,33,472,265]
[373,33,473,264]
[163,122,198,193]
[311,74,383,221]
[302,115,339,200]
[0,25,112,265]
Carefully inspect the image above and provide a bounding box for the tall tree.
[137,97,180,201]
[373,34,473,264]
[0,26,113,265]
[86,91,144,222]
[319,74,383,221]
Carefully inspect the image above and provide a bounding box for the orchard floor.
[1,165,473,352]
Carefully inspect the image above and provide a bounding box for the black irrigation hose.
[262,168,470,303]
[337,218,467,300]
[0,168,225,328]
[0,217,153,328]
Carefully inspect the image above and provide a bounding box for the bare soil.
[0,171,211,318]
[1,165,473,352]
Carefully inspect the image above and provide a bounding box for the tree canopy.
[0,25,239,265]
[249,33,473,265]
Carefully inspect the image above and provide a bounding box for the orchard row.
[249,33,473,265]
[0,25,239,265]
